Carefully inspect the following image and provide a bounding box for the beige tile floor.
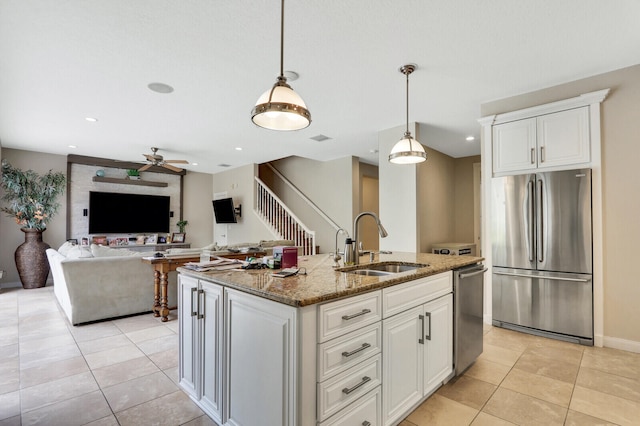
[2,286,640,425]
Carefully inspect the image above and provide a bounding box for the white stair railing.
[255,177,316,256]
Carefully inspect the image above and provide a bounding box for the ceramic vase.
[15,228,51,289]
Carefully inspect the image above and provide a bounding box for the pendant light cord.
[405,70,409,134]
[280,0,285,78]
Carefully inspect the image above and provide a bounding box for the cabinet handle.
[425,311,432,341]
[419,314,424,344]
[342,376,371,395]
[362,422,371,426]
[342,343,371,358]
[190,287,197,317]
[342,309,371,321]
[530,147,535,164]
[197,289,204,319]
[540,146,545,163]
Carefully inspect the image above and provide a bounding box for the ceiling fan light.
[252,79,311,131]
[389,132,427,164]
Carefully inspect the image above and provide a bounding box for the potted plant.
[126,169,140,180]
[1,160,66,288]
[176,220,188,233]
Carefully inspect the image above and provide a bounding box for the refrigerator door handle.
[527,180,535,262]
[537,179,544,263]
[494,271,590,283]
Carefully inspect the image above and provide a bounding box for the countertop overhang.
[178,252,484,307]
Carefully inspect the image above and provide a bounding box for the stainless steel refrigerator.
[491,168,593,345]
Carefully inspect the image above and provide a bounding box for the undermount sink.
[342,262,429,276]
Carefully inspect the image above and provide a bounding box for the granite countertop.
[177,252,484,307]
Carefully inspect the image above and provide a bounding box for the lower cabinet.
[178,276,296,426]
[382,293,453,426]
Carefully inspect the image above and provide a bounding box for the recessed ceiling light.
[310,134,331,142]
[235,147,242,151]
[68,145,77,149]
[85,117,98,122]
[191,162,198,166]
[369,149,379,154]
[466,136,475,141]
[147,82,174,94]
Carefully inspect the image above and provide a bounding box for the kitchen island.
[177,252,483,426]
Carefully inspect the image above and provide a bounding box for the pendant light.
[388,64,427,164]
[251,0,311,131]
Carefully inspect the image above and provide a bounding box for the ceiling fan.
[139,147,189,172]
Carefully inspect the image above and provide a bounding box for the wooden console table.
[142,250,265,322]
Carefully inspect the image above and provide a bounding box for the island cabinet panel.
[318,291,382,343]
[423,294,453,391]
[319,386,382,426]
[178,276,223,424]
[225,288,297,426]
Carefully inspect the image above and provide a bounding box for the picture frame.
[171,233,186,243]
[116,237,129,246]
[81,237,89,247]
[136,235,146,245]
[108,238,118,247]
[66,238,78,246]
[158,236,167,244]
[146,234,158,244]
[92,235,107,245]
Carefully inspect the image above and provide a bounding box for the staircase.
[255,177,316,256]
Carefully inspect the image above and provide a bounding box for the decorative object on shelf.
[389,64,427,164]
[67,238,78,245]
[92,235,107,245]
[172,232,186,243]
[126,169,140,180]
[158,236,167,244]
[1,160,66,289]
[115,237,129,246]
[146,234,158,244]
[136,235,146,245]
[176,220,188,233]
[251,0,311,131]
[95,169,105,177]
[81,237,89,246]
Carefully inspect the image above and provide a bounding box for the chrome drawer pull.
[342,309,371,321]
[342,343,371,358]
[342,376,371,395]
[190,287,198,317]
[197,289,204,319]
[362,422,371,426]
[418,314,424,344]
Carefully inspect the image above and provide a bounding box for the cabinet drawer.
[382,272,452,318]
[318,322,381,382]
[317,354,382,421]
[319,386,381,426]
[318,291,382,342]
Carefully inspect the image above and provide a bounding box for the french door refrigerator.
[491,168,593,345]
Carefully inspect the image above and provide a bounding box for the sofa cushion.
[65,245,94,259]
[58,241,76,256]
[90,244,143,257]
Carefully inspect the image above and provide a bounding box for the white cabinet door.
[199,281,223,423]
[423,294,453,394]
[492,117,537,174]
[178,275,198,398]
[537,107,590,169]
[225,288,297,426]
[382,306,423,426]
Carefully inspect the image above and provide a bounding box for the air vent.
[218,164,231,168]
[310,134,331,142]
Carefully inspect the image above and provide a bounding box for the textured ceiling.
[1,0,639,174]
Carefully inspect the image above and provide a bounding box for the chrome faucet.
[333,228,349,267]
[352,212,388,265]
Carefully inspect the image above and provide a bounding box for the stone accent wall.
[69,164,181,241]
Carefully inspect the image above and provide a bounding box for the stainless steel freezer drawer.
[492,267,593,342]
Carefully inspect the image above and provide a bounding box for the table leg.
[159,271,170,322]
[153,270,161,317]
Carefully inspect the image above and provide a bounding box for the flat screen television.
[212,197,237,224]
[89,191,170,234]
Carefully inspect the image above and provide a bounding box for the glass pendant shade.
[251,78,311,131]
[389,131,427,164]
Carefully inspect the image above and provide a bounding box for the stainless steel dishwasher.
[454,263,487,375]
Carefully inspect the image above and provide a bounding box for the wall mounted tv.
[89,191,170,234]
[212,197,238,224]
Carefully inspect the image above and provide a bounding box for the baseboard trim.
[603,336,640,354]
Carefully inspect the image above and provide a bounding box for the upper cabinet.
[481,89,609,177]
[493,107,590,174]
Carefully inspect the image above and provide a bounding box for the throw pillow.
[58,241,76,256]
[66,246,94,259]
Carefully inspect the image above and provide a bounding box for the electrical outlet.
[0,270,4,280]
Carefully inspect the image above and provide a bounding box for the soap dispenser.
[343,238,355,266]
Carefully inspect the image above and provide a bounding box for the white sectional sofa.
[46,243,177,325]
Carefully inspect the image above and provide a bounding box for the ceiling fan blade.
[164,159,189,164]
[143,154,154,161]
[162,163,183,172]
[138,164,153,172]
